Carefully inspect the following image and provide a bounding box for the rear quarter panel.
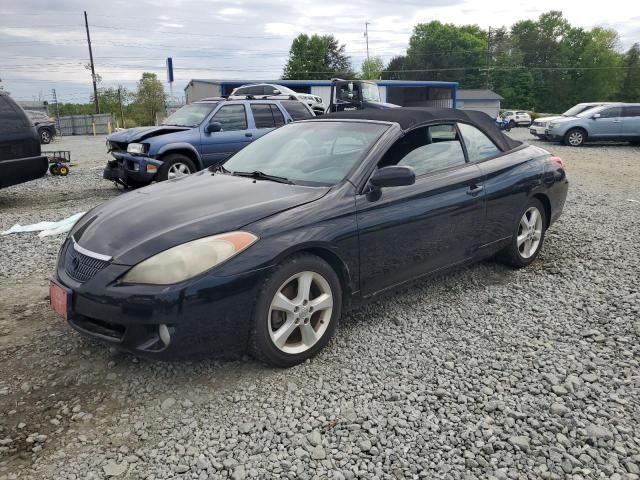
[476,145,556,247]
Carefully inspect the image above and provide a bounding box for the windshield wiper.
[232,170,294,184]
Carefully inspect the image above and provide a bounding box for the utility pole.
[486,27,492,89]
[84,11,100,114]
[117,86,125,129]
[364,22,370,61]
[51,88,61,135]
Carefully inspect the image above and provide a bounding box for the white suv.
[501,110,532,127]
[229,84,325,115]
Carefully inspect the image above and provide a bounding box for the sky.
[1,0,638,104]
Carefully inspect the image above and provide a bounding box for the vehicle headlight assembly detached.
[122,231,258,285]
[127,143,147,154]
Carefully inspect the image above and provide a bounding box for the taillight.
[549,156,565,169]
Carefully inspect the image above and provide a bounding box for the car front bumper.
[529,125,547,136]
[54,240,272,358]
[103,152,162,183]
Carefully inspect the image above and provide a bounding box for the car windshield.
[163,103,216,127]
[576,106,605,118]
[223,121,388,186]
[563,104,598,117]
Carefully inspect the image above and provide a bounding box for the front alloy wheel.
[250,254,342,367]
[167,162,191,179]
[40,129,52,144]
[565,129,585,147]
[269,271,333,354]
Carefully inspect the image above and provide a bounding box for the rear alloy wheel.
[564,128,586,147]
[157,154,196,181]
[498,198,547,268]
[250,254,341,367]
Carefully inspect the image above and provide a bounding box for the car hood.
[72,173,330,265]
[107,125,191,143]
[534,115,564,124]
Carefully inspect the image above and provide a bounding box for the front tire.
[157,154,196,181]
[564,128,586,147]
[249,254,342,367]
[498,198,547,268]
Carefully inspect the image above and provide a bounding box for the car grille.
[64,244,110,283]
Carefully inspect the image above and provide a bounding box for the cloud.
[0,0,636,101]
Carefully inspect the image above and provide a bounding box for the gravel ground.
[0,130,639,480]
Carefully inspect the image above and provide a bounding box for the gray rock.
[509,436,530,452]
[103,462,127,477]
[161,397,176,410]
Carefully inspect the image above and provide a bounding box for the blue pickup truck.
[104,98,313,187]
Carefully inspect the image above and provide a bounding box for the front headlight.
[127,143,147,154]
[548,123,557,129]
[121,231,258,285]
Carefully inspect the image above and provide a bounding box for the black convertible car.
[50,108,568,367]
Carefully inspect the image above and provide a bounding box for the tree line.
[282,11,640,113]
[56,72,165,127]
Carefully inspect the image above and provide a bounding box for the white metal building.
[456,89,503,118]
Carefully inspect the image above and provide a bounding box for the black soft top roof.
[324,107,522,152]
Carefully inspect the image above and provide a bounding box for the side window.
[457,123,500,162]
[270,105,285,127]
[379,124,466,176]
[233,87,248,96]
[622,106,640,117]
[599,107,622,118]
[263,85,277,95]
[281,100,313,120]
[0,97,24,131]
[250,104,276,129]
[211,105,247,131]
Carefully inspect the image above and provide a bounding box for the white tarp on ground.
[1,212,86,238]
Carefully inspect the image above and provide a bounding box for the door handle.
[466,184,484,196]
[245,132,253,137]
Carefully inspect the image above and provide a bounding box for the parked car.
[25,109,57,144]
[326,78,399,112]
[501,110,531,127]
[103,98,314,187]
[529,102,613,139]
[545,103,640,146]
[50,107,568,367]
[228,84,325,115]
[0,92,48,189]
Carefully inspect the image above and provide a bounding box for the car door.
[356,124,486,297]
[590,106,623,138]
[621,106,640,139]
[200,104,252,167]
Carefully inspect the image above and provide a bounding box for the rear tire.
[249,254,342,367]
[497,198,547,268]
[564,128,586,147]
[157,154,196,181]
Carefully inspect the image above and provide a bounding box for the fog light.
[159,324,171,346]
[147,165,158,173]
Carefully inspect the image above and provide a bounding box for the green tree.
[621,43,640,101]
[360,56,384,79]
[132,72,165,125]
[282,34,354,79]
[382,21,487,85]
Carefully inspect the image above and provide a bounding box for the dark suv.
[0,92,48,189]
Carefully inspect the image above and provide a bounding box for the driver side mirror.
[272,89,281,95]
[592,113,601,119]
[206,121,222,133]
[370,166,415,188]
